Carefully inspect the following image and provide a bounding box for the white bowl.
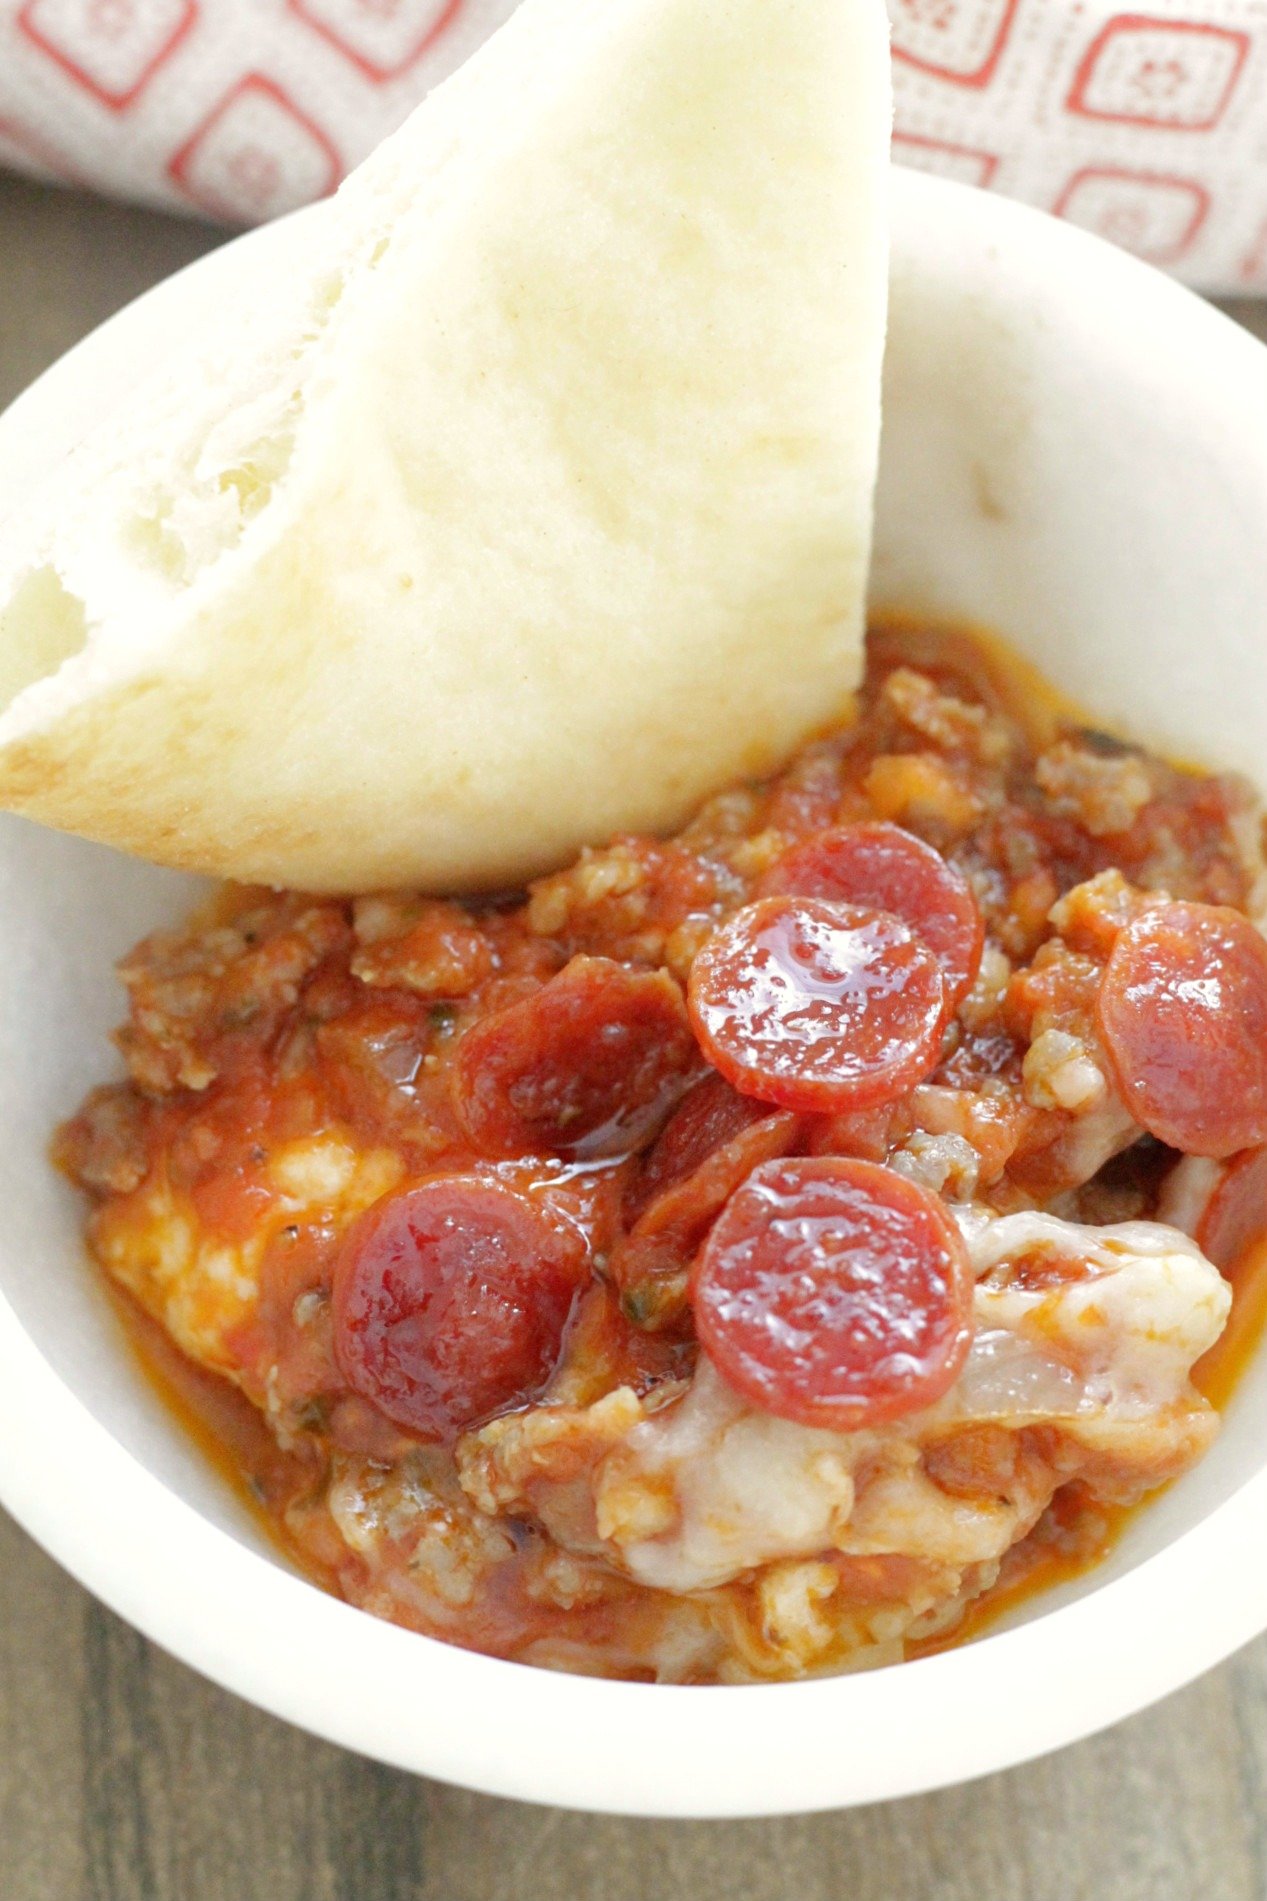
[0,170,1266,1818]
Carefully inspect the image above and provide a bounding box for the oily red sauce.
[1196,1236,1267,1411]
[61,616,1267,1682]
[910,1230,1267,1662]
[116,1220,1267,1669]
[103,1286,341,1594]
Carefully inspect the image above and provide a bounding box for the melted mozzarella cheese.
[596,1360,861,1592]
[597,1213,1230,1594]
[949,1212,1231,1419]
[94,1133,404,1374]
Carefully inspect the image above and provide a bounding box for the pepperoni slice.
[693,1156,973,1430]
[452,957,697,1158]
[1096,902,1267,1158]
[331,1178,582,1440]
[1197,1146,1267,1275]
[687,897,948,1115]
[612,1095,801,1331]
[625,1073,775,1224]
[760,822,984,1005]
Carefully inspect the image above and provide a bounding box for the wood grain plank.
[0,1512,88,1901]
[78,1576,433,1901]
[2,169,1267,1901]
[416,1673,1259,1901]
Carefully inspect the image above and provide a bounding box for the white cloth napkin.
[0,0,1265,292]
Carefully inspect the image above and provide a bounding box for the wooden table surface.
[2,169,1267,1901]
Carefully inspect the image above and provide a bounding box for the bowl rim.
[2,168,1267,1818]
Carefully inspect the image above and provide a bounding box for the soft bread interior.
[0,0,891,892]
[0,570,90,711]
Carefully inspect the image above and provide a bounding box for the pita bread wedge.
[0,0,891,893]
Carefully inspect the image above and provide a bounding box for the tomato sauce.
[59,617,1267,1684]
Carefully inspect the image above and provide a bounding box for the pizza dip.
[57,623,1267,1683]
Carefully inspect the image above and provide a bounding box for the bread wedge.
[0,0,891,893]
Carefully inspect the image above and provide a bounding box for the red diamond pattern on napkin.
[289,0,464,82]
[890,0,1019,87]
[18,0,197,111]
[1066,15,1250,130]
[1054,165,1210,264]
[0,0,1264,294]
[168,74,341,222]
[892,130,999,187]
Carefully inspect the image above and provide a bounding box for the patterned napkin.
[0,0,1264,292]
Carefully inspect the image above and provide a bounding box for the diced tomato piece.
[452,956,697,1158]
[1097,902,1267,1157]
[604,1234,684,1331]
[331,1178,583,1440]
[687,897,948,1115]
[1197,1146,1267,1275]
[760,822,984,1005]
[693,1156,973,1429]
